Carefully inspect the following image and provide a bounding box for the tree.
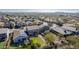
[66,35,79,48]
[31,43,41,49]
[66,36,79,45]
[45,33,57,43]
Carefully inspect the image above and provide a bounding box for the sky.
[0,9,79,13]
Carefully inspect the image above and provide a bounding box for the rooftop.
[62,25,77,32]
[27,25,39,30]
[0,28,9,34]
[13,29,27,40]
[50,26,72,35]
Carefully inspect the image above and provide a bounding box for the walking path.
[38,35,46,42]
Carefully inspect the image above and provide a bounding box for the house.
[62,25,79,35]
[39,22,49,34]
[26,25,39,36]
[4,21,15,29]
[25,21,33,26]
[0,21,5,28]
[26,22,49,36]
[50,26,72,35]
[61,25,77,32]
[63,23,75,27]
[50,26,72,36]
[50,23,79,36]
[26,19,34,22]
[0,28,10,41]
[33,19,42,25]
[12,29,28,45]
[15,23,22,29]
[4,22,11,28]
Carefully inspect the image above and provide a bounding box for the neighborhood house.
[13,29,28,45]
[0,28,9,41]
[26,22,49,36]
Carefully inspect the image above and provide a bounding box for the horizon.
[0,9,79,13]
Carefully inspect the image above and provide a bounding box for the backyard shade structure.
[13,29,28,45]
[0,28,9,41]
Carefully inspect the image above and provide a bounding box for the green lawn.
[9,46,17,49]
[0,42,4,49]
[31,37,46,47]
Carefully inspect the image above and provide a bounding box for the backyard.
[0,42,4,48]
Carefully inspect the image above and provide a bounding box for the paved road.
[4,33,13,48]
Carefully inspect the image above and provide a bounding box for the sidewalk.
[38,35,46,42]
